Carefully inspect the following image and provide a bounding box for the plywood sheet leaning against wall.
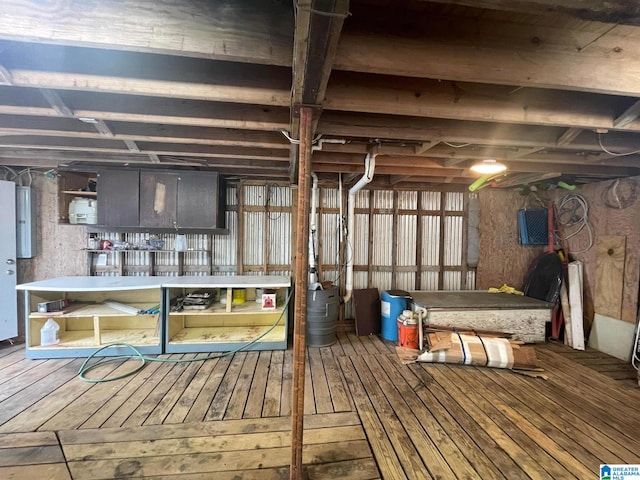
[594,235,626,320]
[554,177,640,331]
[476,189,545,290]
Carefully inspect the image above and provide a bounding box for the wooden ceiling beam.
[0,136,291,161]
[312,163,466,177]
[416,0,640,26]
[0,0,294,66]
[389,175,411,185]
[6,68,290,107]
[334,28,640,96]
[0,115,289,148]
[0,88,291,130]
[325,75,636,131]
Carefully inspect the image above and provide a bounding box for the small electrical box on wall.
[16,186,37,258]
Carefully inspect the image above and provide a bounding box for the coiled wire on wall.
[601,178,638,210]
[77,290,293,383]
[556,193,593,254]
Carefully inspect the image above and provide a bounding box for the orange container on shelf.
[397,316,419,349]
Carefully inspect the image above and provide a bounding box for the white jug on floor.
[40,318,60,346]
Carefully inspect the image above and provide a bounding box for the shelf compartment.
[166,325,287,352]
[29,329,159,350]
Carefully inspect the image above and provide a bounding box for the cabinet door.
[176,172,220,228]
[97,169,140,226]
[139,171,178,228]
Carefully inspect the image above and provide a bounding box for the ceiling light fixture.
[470,159,507,175]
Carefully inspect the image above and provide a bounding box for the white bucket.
[40,318,60,346]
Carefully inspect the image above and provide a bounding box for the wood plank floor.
[0,333,639,479]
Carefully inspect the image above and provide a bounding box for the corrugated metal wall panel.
[268,212,291,266]
[372,214,393,266]
[467,270,476,290]
[353,271,368,290]
[353,214,369,265]
[321,187,340,209]
[421,191,441,210]
[420,271,440,290]
[445,192,464,211]
[396,214,417,267]
[395,272,415,291]
[443,271,462,290]
[320,213,340,267]
[421,216,440,266]
[444,216,463,266]
[373,190,393,209]
[212,210,237,270]
[227,185,238,206]
[243,211,264,265]
[354,189,369,209]
[244,185,266,206]
[397,191,417,210]
[371,271,392,291]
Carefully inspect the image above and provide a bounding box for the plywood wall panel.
[594,235,626,320]
[476,189,545,290]
[557,177,640,326]
[15,174,87,340]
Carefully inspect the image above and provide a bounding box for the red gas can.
[397,316,419,349]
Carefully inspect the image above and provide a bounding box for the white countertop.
[162,275,291,288]
[16,276,163,292]
[17,275,291,292]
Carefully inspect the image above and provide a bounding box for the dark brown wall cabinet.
[97,168,226,233]
[97,169,140,227]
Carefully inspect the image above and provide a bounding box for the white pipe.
[343,153,377,304]
[309,172,319,279]
[312,138,346,152]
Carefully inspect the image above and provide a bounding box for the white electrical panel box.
[16,186,36,258]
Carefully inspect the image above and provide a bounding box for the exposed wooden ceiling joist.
[418,0,640,26]
[0,0,294,66]
[334,13,640,96]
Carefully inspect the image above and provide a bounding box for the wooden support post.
[290,106,312,480]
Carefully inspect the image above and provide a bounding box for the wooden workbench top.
[410,290,552,310]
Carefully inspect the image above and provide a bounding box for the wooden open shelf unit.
[163,275,290,353]
[18,277,163,359]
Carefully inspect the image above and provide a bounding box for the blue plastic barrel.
[381,290,411,342]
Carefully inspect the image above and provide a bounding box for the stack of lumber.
[396,325,543,376]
